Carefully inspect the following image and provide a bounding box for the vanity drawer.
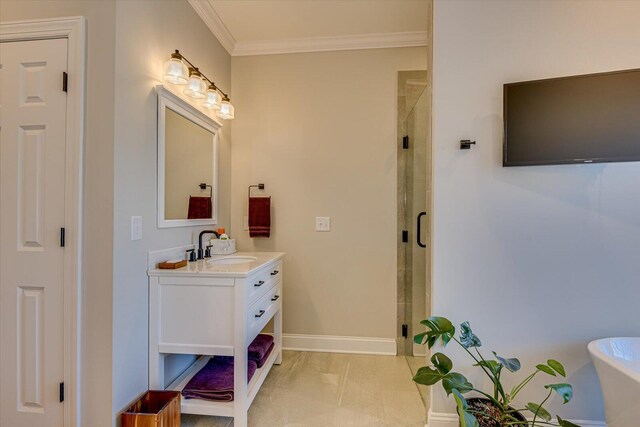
[247,283,281,344]
[247,260,282,304]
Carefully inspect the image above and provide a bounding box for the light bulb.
[183,68,206,99]
[218,97,235,120]
[163,50,188,85]
[202,86,222,110]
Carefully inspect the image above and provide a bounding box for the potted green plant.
[413,317,580,427]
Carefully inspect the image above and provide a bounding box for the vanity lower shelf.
[166,343,282,417]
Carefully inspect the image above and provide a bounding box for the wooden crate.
[121,390,181,427]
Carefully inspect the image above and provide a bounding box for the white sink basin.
[207,256,257,265]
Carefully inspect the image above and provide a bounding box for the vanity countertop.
[148,251,284,278]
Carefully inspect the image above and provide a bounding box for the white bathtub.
[588,337,640,427]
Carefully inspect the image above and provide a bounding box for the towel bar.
[248,183,265,198]
[199,183,213,198]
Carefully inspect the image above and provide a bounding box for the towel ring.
[199,183,213,198]
[248,183,265,198]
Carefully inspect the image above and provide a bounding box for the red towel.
[249,197,271,238]
[188,196,211,219]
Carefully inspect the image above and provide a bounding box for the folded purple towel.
[248,334,274,366]
[182,357,257,402]
[212,342,273,369]
[256,342,274,368]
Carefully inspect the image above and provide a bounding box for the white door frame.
[1,16,86,427]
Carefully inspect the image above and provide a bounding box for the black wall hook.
[460,139,476,149]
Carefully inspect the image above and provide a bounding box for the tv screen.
[503,68,640,166]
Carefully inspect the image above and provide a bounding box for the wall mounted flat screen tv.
[503,68,640,166]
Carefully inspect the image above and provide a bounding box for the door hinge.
[402,230,408,243]
[59,382,64,402]
[60,227,66,248]
[402,324,408,338]
[402,135,409,149]
[62,72,68,93]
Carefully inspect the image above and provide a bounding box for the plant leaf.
[545,383,573,404]
[420,316,455,334]
[474,360,502,376]
[525,402,552,422]
[493,351,521,372]
[452,389,479,427]
[547,359,566,377]
[427,335,437,348]
[419,317,456,349]
[442,372,474,395]
[414,332,428,345]
[413,366,445,386]
[557,416,581,427]
[536,364,557,376]
[459,321,482,348]
[442,332,453,347]
[431,352,453,375]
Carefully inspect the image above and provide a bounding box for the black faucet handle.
[205,245,212,258]
[186,249,197,262]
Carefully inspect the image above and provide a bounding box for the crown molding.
[189,0,428,57]
[232,31,429,57]
[188,0,236,55]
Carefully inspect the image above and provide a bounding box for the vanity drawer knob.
[254,280,265,287]
[270,270,279,276]
[271,295,280,301]
[255,310,266,318]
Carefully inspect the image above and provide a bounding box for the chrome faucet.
[198,230,220,260]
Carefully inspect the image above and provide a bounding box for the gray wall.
[432,0,640,422]
[112,0,232,421]
[231,48,427,340]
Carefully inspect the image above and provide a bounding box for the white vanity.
[148,252,284,427]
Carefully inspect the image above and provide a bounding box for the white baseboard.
[426,411,458,427]
[282,333,397,355]
[426,411,606,427]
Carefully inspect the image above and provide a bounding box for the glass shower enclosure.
[397,71,430,357]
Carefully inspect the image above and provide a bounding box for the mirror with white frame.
[156,85,221,228]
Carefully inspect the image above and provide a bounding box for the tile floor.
[404,354,429,408]
[181,351,428,427]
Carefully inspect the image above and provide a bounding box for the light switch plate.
[131,216,142,240]
[315,216,331,232]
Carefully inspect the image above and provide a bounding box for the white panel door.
[0,38,68,427]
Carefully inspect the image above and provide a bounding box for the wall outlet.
[315,216,331,232]
[131,216,142,241]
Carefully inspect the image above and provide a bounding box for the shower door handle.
[417,212,427,248]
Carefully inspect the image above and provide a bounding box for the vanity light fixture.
[202,85,222,110]
[218,96,235,120]
[163,50,189,84]
[184,68,207,99]
[162,50,234,119]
